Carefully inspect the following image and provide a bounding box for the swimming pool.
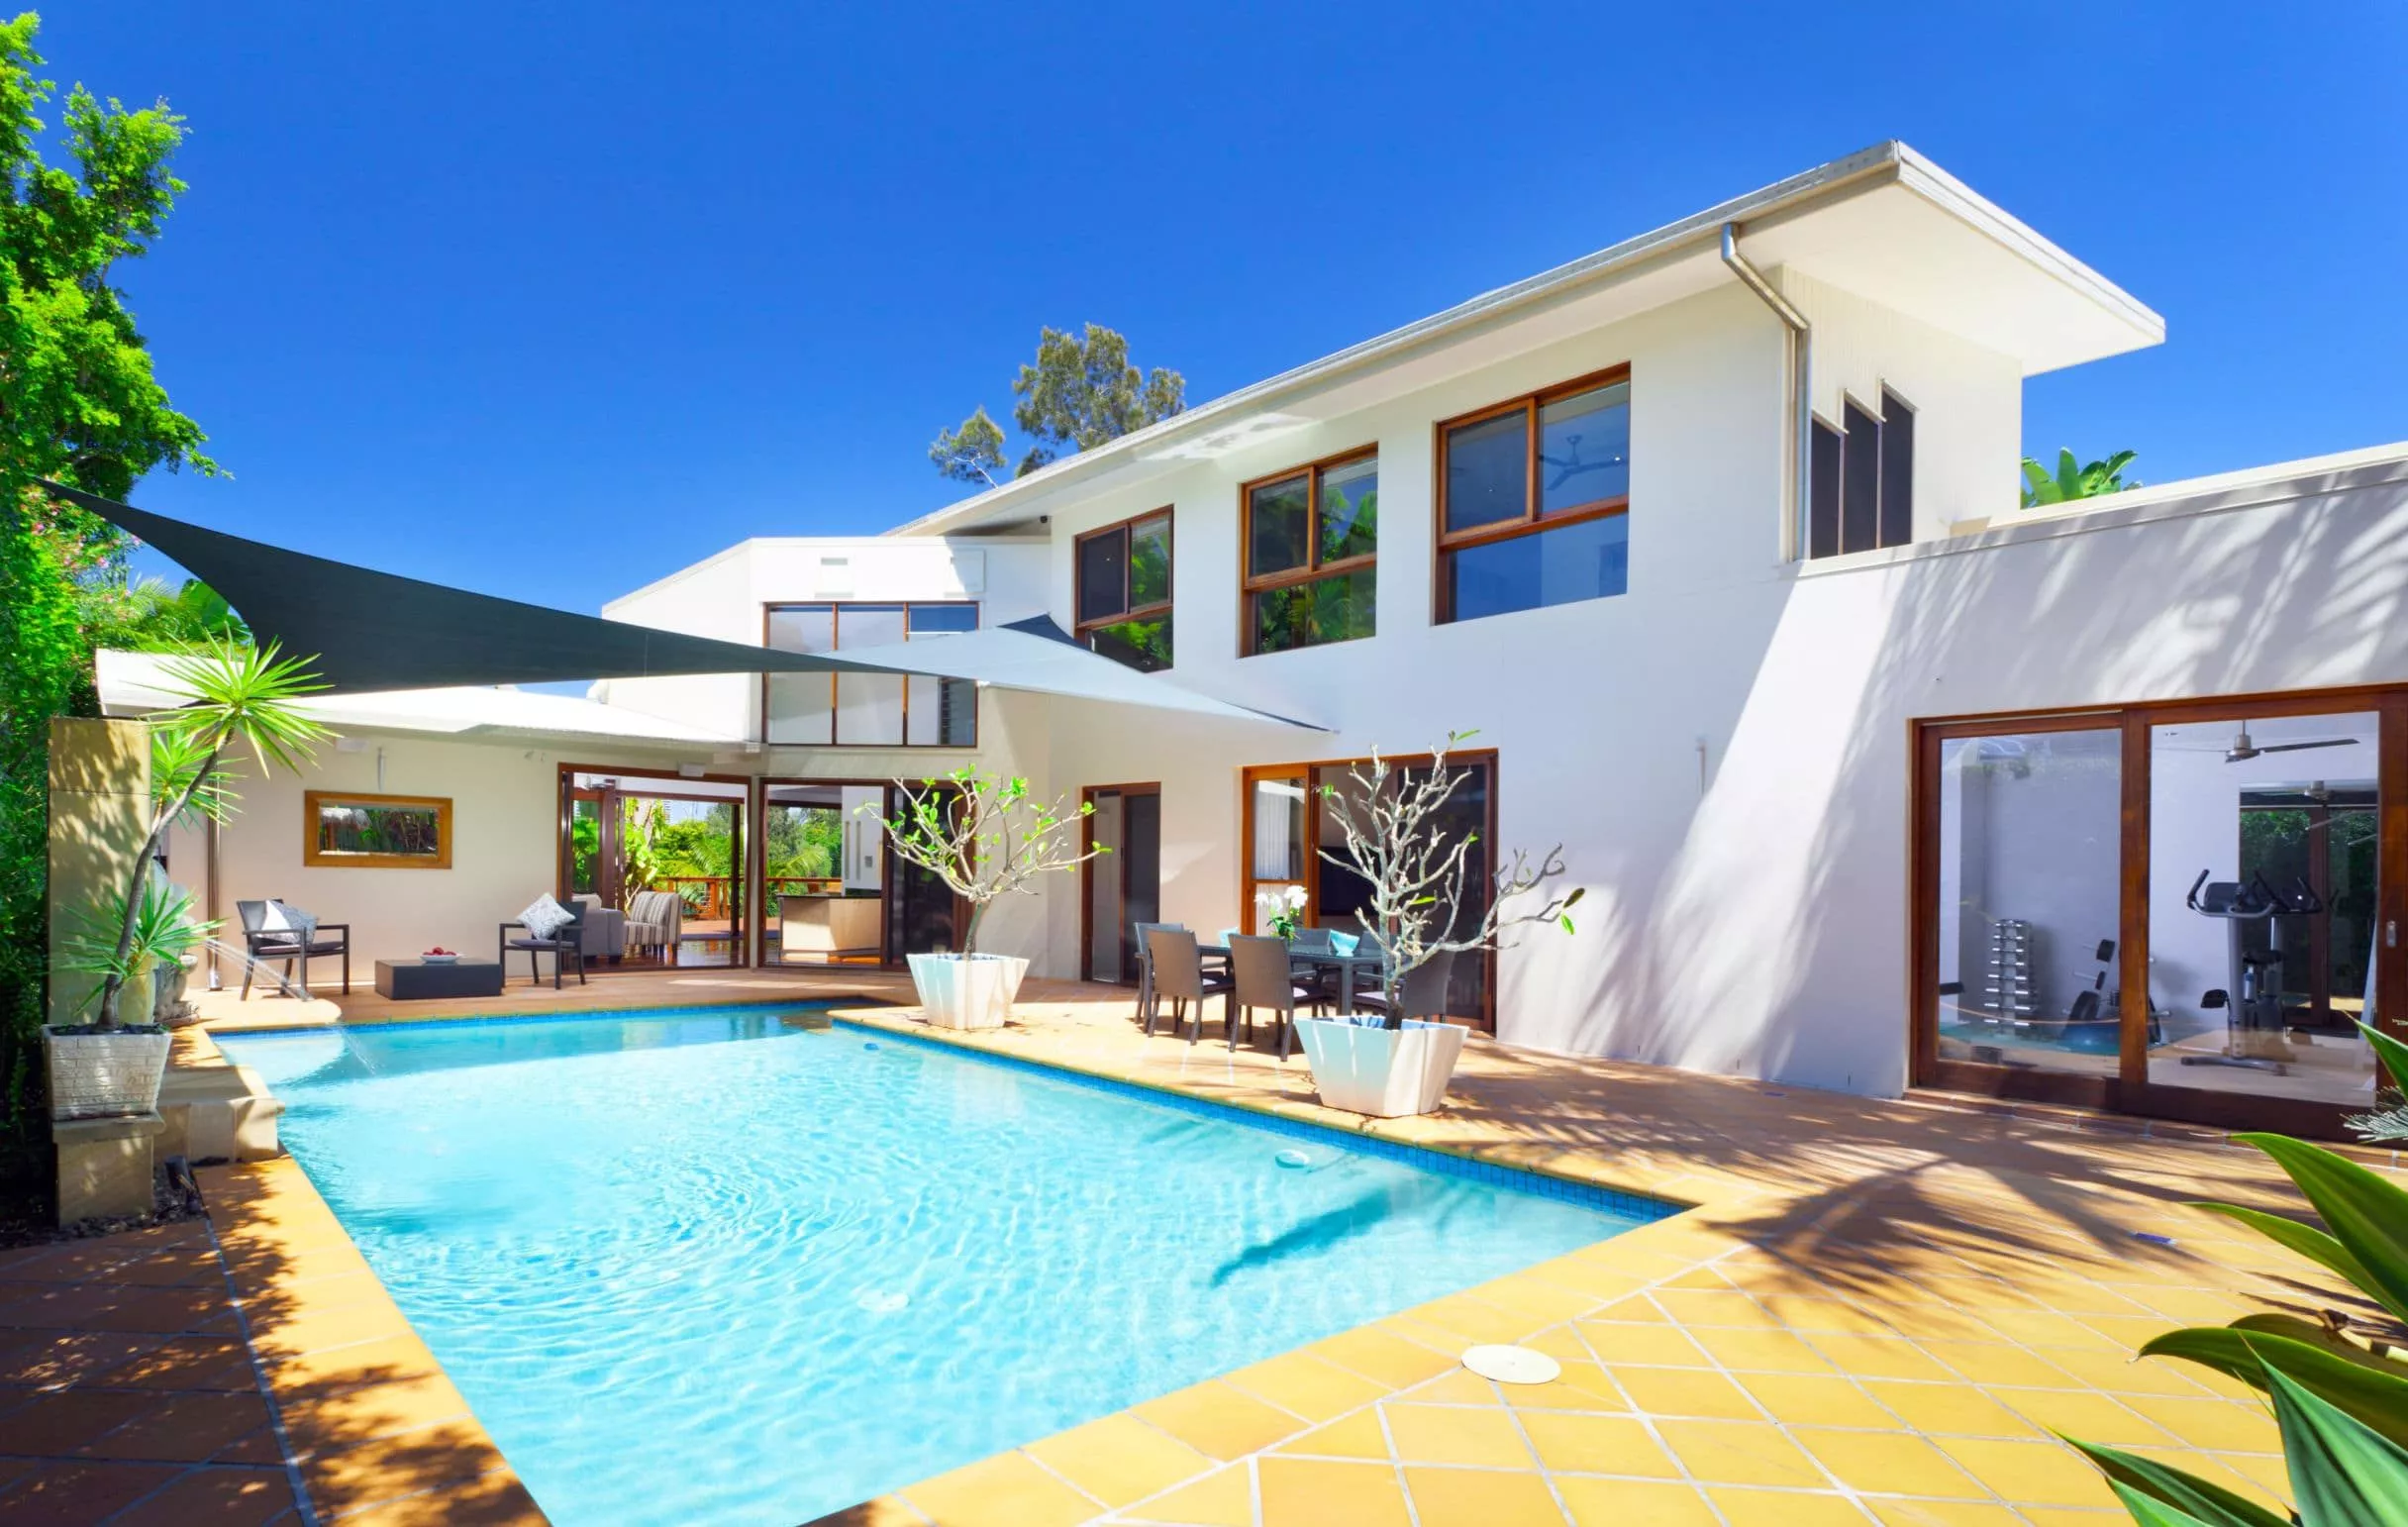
[222,1006,1665,1525]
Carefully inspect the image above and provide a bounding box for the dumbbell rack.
[1981,918,2038,1021]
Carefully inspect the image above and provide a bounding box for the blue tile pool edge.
[827,1015,1685,1226]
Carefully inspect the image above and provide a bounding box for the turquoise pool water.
[222,1007,1662,1525]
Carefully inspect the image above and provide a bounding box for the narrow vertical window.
[1841,398,1882,556]
[1807,389,1913,560]
[1879,387,1915,549]
[1809,419,1843,560]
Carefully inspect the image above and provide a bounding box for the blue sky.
[52,2,2408,615]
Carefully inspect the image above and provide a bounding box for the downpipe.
[1720,222,1812,561]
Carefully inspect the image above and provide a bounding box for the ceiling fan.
[2224,724,2357,764]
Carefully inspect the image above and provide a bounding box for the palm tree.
[78,640,328,1027]
[2020,448,2140,507]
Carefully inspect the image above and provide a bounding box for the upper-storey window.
[1075,508,1172,671]
[762,601,978,747]
[1243,449,1377,656]
[1807,387,1914,559]
[1436,368,1630,623]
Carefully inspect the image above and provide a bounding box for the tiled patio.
[6,971,2383,1525]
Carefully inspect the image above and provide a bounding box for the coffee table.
[374,958,504,1001]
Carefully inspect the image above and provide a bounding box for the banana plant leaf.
[2062,1435,2290,1527]
[2139,1326,2408,1447]
[2264,1360,2408,1527]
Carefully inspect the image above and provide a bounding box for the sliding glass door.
[1915,689,2408,1137]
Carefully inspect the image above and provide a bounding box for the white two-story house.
[128,142,2408,1141]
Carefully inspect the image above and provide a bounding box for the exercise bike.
[2180,868,2323,1073]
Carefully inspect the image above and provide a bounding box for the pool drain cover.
[1462,1345,1560,1384]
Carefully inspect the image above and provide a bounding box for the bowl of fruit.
[421,947,460,965]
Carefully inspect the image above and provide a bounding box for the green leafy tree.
[0,12,213,1202]
[929,324,1184,484]
[2021,448,2139,507]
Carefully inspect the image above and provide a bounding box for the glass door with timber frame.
[1082,784,1160,983]
[1916,690,2408,1138]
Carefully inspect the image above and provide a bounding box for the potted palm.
[45,640,326,1118]
[867,768,1105,1030]
[1295,732,1580,1118]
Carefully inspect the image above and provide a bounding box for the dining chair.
[1144,927,1233,1045]
[1130,921,1186,1028]
[1227,934,1322,1062]
[1353,949,1456,1024]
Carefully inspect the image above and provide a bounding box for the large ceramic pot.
[1295,1017,1468,1118]
[906,953,1030,1031]
[44,1002,173,1121]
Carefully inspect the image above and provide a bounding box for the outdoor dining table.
[1197,942,1382,1017]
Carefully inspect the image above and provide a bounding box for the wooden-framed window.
[1435,366,1630,624]
[1807,385,1914,559]
[760,601,979,747]
[1241,448,1377,656]
[1074,508,1173,671]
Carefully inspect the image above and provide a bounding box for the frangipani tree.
[1318,732,1580,1030]
[68,640,327,1027]
[868,768,1106,956]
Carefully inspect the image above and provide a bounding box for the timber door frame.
[1079,782,1161,985]
[1908,683,2408,1139]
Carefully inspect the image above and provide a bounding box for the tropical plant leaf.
[2139,1327,2408,1447]
[2192,1200,2396,1324]
[2261,1358,2408,1527]
[155,637,331,776]
[2062,1435,2290,1527]
[2234,1133,2408,1329]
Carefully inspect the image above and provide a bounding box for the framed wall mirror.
[303,790,452,869]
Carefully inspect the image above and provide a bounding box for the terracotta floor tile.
[1863,1501,2029,1527]
[2116,1393,2282,1453]
[1791,1426,1988,1496]
[1611,1366,1761,1421]
[897,1450,1100,1527]
[1734,1373,1898,1429]
[1857,1379,2043,1439]
[1403,1465,1565,1526]
[1270,1408,1389,1462]
[107,1466,298,1526]
[1132,1380,1308,1462]
[1120,1463,1253,1526]
[1992,1386,2172,1448]
[0,1387,161,1455]
[257,1333,444,1396]
[1707,1486,1879,1525]
[0,1332,166,1388]
[1652,1289,1780,1328]
[1409,1369,1505,1407]
[1653,1418,1829,1487]
[1518,1411,1681,1476]
[1799,1334,1959,1382]
[1918,1341,2081,1389]
[1555,1476,1718,1527]
[0,1461,184,1523]
[1024,1413,1210,1509]
[336,1468,551,1526]
[81,1391,273,1463]
[1381,1401,1532,1467]
[1308,1326,1457,1389]
[1574,1320,1712,1367]
[278,1374,474,1454]
[1932,1437,2122,1509]
[2040,1348,2220,1400]
[1256,1456,1410,1527]
[1221,1352,1386,1423]
[1502,1359,1629,1413]
[104,1336,258,1392]
[1684,1324,1837,1374]
[298,1417,510,1519]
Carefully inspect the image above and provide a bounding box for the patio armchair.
[1352,949,1456,1024]
[498,900,587,988]
[623,888,684,964]
[1143,927,1233,1046]
[568,894,629,964]
[1226,934,1323,1062]
[236,898,351,998]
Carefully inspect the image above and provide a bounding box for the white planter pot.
[44,1020,173,1120]
[907,953,1029,1030]
[1295,1017,1468,1118]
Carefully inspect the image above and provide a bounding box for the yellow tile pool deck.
[49,972,2389,1527]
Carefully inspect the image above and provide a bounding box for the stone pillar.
[53,1112,167,1223]
[46,716,152,1026]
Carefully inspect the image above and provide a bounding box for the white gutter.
[1720,222,1813,562]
